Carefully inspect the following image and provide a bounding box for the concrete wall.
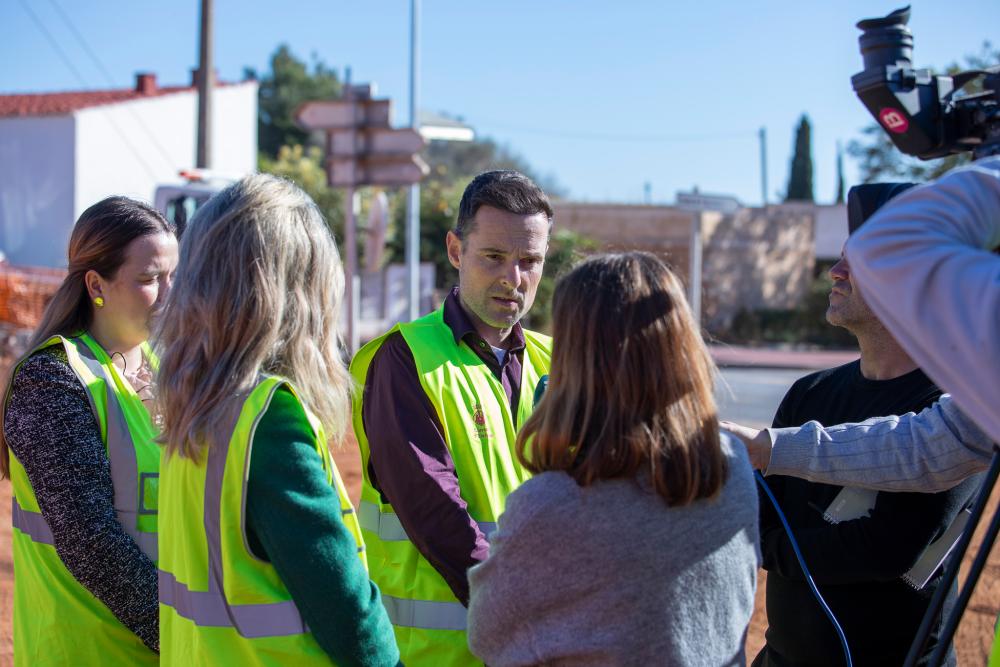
[74,81,258,217]
[0,116,76,266]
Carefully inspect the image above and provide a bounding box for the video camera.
[852,6,1000,161]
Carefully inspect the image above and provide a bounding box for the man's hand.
[720,421,773,471]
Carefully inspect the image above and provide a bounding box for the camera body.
[852,6,1000,161]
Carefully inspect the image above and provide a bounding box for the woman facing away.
[467,252,761,667]
[1,197,177,665]
[155,174,400,666]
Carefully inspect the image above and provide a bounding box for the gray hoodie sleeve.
[765,394,994,492]
[846,156,1000,444]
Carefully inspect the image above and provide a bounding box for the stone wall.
[700,205,815,330]
[553,201,816,328]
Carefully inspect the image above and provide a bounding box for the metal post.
[689,213,703,327]
[344,181,358,354]
[342,74,359,353]
[196,0,213,169]
[759,126,768,206]
[406,0,421,321]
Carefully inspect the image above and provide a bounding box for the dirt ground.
[1,438,998,666]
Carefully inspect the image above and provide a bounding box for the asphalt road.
[716,367,813,429]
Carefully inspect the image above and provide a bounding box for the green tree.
[247,45,342,158]
[386,177,466,289]
[847,41,999,183]
[424,135,564,197]
[258,145,345,241]
[525,229,600,332]
[785,115,814,202]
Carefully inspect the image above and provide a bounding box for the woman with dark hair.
[1,196,176,665]
[467,252,760,666]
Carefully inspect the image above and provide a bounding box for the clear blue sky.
[3,0,998,205]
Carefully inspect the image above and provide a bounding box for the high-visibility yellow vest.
[990,622,1000,666]
[158,376,366,666]
[8,333,160,666]
[350,306,552,666]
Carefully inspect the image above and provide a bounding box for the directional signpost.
[296,83,429,353]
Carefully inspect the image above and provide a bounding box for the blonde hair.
[156,174,351,459]
[518,252,726,506]
[1,197,171,478]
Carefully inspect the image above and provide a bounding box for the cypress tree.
[785,114,814,202]
[835,140,845,204]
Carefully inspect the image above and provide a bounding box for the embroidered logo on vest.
[472,403,491,442]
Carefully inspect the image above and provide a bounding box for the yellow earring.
[93,297,105,308]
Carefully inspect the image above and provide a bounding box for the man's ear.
[446,230,463,271]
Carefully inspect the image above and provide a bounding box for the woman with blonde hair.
[467,252,760,666]
[156,174,399,666]
[2,196,176,665]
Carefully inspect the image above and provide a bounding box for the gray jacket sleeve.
[765,395,994,492]
[845,156,1000,444]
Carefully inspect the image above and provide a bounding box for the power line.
[46,0,179,173]
[471,118,758,144]
[17,0,161,182]
[17,0,90,91]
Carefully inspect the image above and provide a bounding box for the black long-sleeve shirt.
[756,361,982,667]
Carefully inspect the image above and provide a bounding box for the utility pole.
[196,0,213,169]
[406,0,421,321]
[758,126,768,206]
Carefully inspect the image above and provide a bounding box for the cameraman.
[726,155,1000,491]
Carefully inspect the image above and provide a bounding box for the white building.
[0,73,257,267]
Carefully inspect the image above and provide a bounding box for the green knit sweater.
[245,386,401,666]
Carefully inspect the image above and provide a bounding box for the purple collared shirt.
[360,288,526,606]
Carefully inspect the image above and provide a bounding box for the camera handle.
[904,445,1000,667]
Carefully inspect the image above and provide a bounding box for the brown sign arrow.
[328,128,426,157]
[295,99,391,130]
[327,154,429,187]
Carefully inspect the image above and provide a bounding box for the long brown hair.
[156,174,352,460]
[518,252,726,506]
[0,197,172,478]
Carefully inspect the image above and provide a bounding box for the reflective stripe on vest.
[381,594,468,631]
[11,496,53,544]
[158,570,306,637]
[357,500,497,541]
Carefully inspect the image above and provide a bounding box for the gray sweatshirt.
[467,434,760,667]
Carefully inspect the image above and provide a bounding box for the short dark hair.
[454,170,553,240]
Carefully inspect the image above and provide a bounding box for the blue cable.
[755,470,853,667]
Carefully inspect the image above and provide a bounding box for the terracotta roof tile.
[0,77,246,118]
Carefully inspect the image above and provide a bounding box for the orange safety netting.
[0,264,66,329]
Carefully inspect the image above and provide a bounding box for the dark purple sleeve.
[362,332,489,606]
